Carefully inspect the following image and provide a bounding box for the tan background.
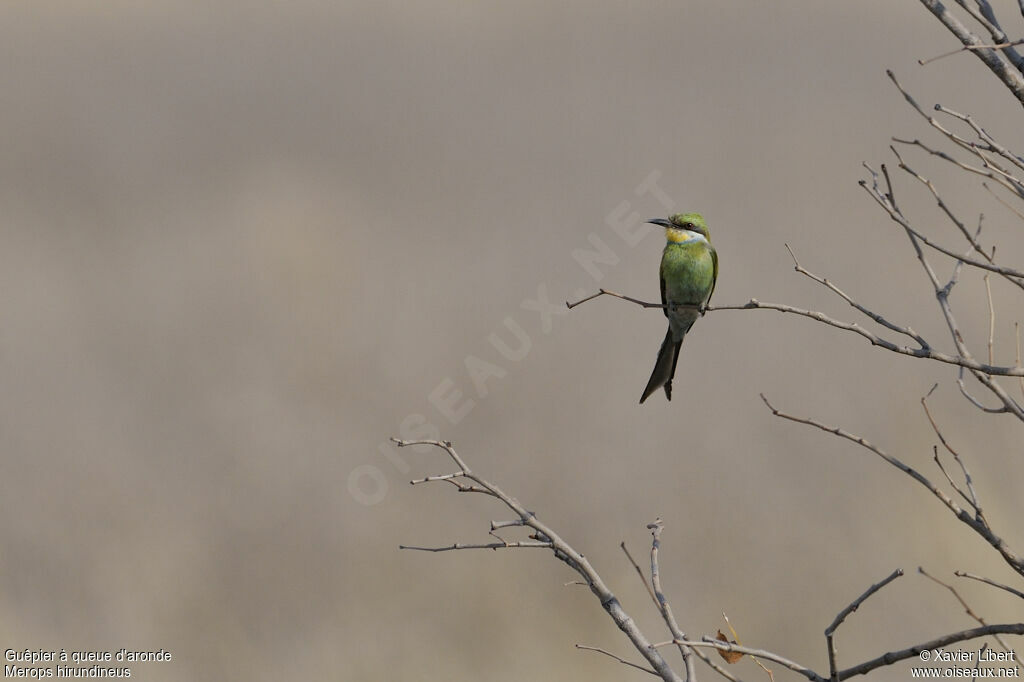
[1,2,1022,680]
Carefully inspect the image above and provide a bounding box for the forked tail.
[639,327,683,404]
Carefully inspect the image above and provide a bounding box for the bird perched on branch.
[639,213,718,404]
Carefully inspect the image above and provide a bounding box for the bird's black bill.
[647,218,673,228]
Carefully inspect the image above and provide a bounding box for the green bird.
[639,212,718,404]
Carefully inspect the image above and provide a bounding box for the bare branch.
[566,288,1024,377]
[984,182,1024,221]
[392,437,472,473]
[575,644,659,676]
[930,444,974,513]
[916,0,1024,105]
[410,471,465,485]
[393,438,686,682]
[621,541,659,610]
[956,363,1011,414]
[919,567,1022,669]
[869,151,1024,286]
[825,569,905,636]
[920,567,983,621]
[440,477,497,496]
[622,541,748,681]
[1018,323,1024,400]
[919,38,1024,65]
[399,540,552,552]
[895,136,1024,200]
[785,243,927,346]
[759,396,1024,577]
[985,273,995,365]
[720,613,775,681]
[935,104,1024,172]
[627,533,741,682]
[862,155,1024,420]
[887,70,1024,199]
[648,519,696,681]
[398,432,1024,682]
[889,155,998,266]
[922,387,984,516]
[491,519,526,530]
[972,0,1001,32]
[565,288,670,311]
[966,0,1010,45]
[955,571,1024,600]
[920,0,1024,73]
[825,569,905,681]
[836,622,1024,679]
[666,639,824,682]
[669,621,1024,682]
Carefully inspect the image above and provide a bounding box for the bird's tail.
[639,327,683,404]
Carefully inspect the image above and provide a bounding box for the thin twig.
[565,288,672,311]
[918,38,1024,65]
[825,569,904,682]
[491,519,526,530]
[895,136,1024,201]
[931,444,972,512]
[785,243,927,346]
[1017,323,1024,400]
[575,644,659,676]
[890,152,994,263]
[922,387,983,516]
[984,182,1024,221]
[887,70,1024,199]
[955,571,1024,600]
[919,567,1022,670]
[440,477,497,496]
[621,542,659,610]
[985,273,995,365]
[879,151,1024,287]
[759,396,1024,577]
[862,153,1024,419]
[956,363,1009,413]
[410,471,465,485]
[911,3,1024,106]
[935,104,1024,173]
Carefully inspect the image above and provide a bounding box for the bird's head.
[648,213,709,244]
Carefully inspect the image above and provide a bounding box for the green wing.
[706,246,719,308]
[659,261,668,319]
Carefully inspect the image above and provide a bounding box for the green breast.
[661,241,715,305]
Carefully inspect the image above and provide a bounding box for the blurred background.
[1,1,1022,680]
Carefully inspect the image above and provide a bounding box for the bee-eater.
[639,213,717,404]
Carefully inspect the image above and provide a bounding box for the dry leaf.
[716,630,743,664]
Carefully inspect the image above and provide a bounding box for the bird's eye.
[683,222,694,230]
